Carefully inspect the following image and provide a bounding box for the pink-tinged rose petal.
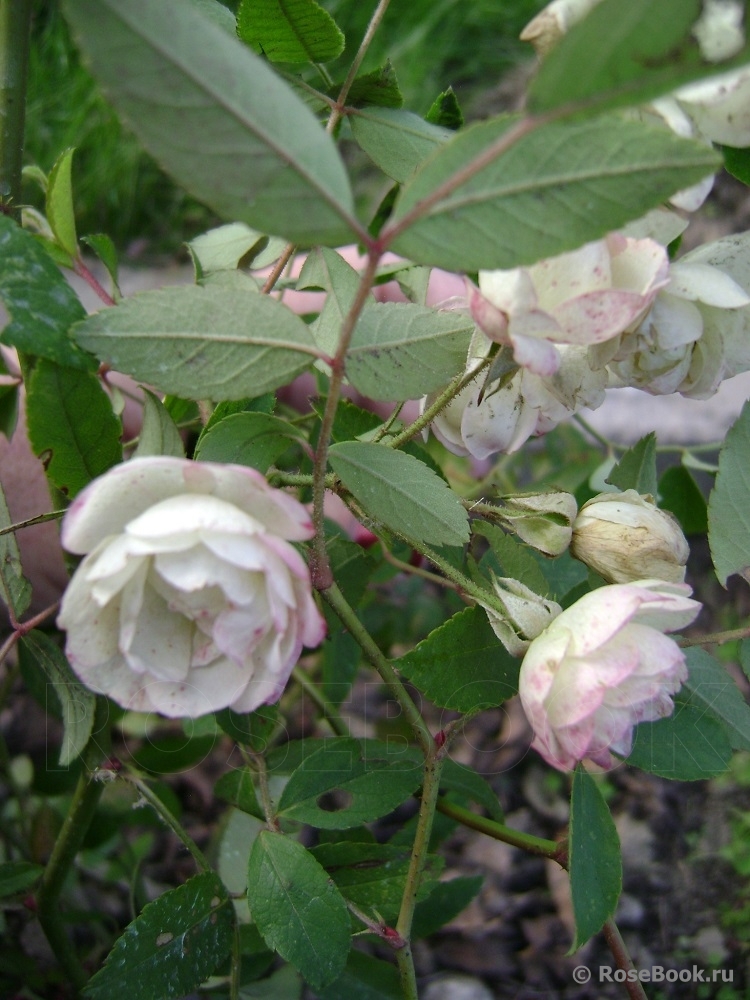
[57,457,326,718]
[518,581,700,772]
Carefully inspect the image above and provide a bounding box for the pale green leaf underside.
[0,481,32,620]
[46,147,78,258]
[390,115,720,271]
[328,441,469,547]
[346,301,473,400]
[62,0,357,245]
[133,390,186,459]
[350,107,452,183]
[528,0,750,117]
[684,647,750,752]
[708,399,750,585]
[237,0,344,63]
[20,631,95,767]
[71,284,319,401]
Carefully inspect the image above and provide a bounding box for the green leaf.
[26,360,122,498]
[194,412,305,471]
[0,861,44,898]
[425,87,463,130]
[0,480,32,619]
[683,647,750,752]
[0,216,93,370]
[312,841,440,923]
[247,831,350,990]
[215,705,279,752]
[568,768,621,951]
[412,875,483,939]
[84,871,234,1000]
[439,758,505,822]
[298,246,361,357]
[46,147,78,258]
[390,115,720,271]
[237,0,344,63]
[606,432,657,495]
[63,0,356,245]
[133,390,185,459]
[343,62,403,110]
[350,108,452,183]
[396,606,519,713]
[130,735,218,775]
[80,234,119,292]
[626,691,732,779]
[742,639,750,684]
[658,465,707,535]
[277,737,422,829]
[328,441,469,547]
[188,222,270,276]
[709,400,750,585]
[71,284,319,401]
[527,0,750,117]
[20,631,96,767]
[317,951,402,1000]
[215,768,264,819]
[723,144,750,186]
[0,383,19,438]
[473,521,551,596]
[346,302,472,400]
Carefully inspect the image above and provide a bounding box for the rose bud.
[571,490,689,584]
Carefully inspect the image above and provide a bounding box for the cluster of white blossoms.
[430,0,750,460]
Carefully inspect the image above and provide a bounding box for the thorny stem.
[36,701,110,993]
[311,253,381,588]
[248,753,279,831]
[126,774,211,871]
[602,919,649,1000]
[385,355,492,450]
[291,664,349,736]
[0,601,60,670]
[435,797,564,861]
[380,545,462,592]
[328,0,392,132]
[74,256,115,306]
[0,509,65,538]
[678,624,750,648]
[321,581,432,753]
[261,242,297,295]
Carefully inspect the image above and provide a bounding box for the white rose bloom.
[597,233,750,398]
[429,332,607,458]
[519,580,701,772]
[472,235,669,378]
[57,457,326,718]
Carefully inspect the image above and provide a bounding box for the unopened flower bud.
[571,490,689,584]
[495,490,578,556]
[482,576,562,657]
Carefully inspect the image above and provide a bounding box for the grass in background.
[23,0,543,256]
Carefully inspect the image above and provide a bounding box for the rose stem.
[36,700,111,992]
[321,580,432,754]
[602,919,648,1000]
[126,774,211,872]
